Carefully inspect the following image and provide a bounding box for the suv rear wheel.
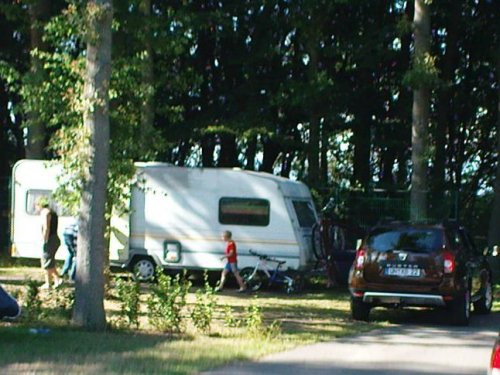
[450,286,471,326]
[351,298,370,321]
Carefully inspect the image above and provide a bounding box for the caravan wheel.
[131,257,156,282]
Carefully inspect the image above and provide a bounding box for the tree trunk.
[395,0,413,189]
[218,132,238,167]
[305,36,321,189]
[352,116,371,189]
[73,0,113,331]
[433,2,460,212]
[488,45,500,246]
[139,0,154,154]
[380,145,397,188]
[320,121,328,186]
[25,0,50,159]
[260,135,280,173]
[201,134,215,167]
[410,0,430,221]
[245,135,257,170]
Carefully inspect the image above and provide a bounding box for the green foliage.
[146,270,191,334]
[222,304,241,328]
[190,272,217,334]
[0,0,498,250]
[403,53,441,89]
[263,320,282,340]
[0,61,21,92]
[52,287,76,320]
[84,1,113,44]
[40,1,162,218]
[396,15,412,36]
[199,125,237,137]
[243,297,281,339]
[245,297,263,337]
[23,279,43,322]
[114,277,141,330]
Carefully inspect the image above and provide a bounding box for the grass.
[1,264,499,374]
[0,263,384,374]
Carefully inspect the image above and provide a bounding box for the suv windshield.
[367,227,443,253]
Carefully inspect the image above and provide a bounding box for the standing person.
[61,218,78,281]
[36,197,62,289]
[216,231,246,292]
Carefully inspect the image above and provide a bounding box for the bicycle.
[240,249,304,294]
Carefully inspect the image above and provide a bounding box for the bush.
[147,270,191,334]
[114,277,141,329]
[190,272,217,335]
[221,304,241,328]
[245,297,281,340]
[22,279,43,322]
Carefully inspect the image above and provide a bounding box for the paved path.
[201,312,500,375]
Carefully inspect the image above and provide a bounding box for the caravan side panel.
[128,166,307,271]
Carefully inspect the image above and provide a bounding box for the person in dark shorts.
[36,197,62,290]
[216,231,246,292]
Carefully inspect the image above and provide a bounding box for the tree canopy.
[0,0,498,239]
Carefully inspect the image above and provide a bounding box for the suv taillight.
[491,341,500,373]
[354,247,366,270]
[443,249,455,274]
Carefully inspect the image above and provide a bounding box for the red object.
[225,240,237,263]
[443,250,455,274]
[491,337,500,370]
[354,247,366,270]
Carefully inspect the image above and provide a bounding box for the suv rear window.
[367,227,443,253]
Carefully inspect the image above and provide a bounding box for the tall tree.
[433,2,460,207]
[73,0,112,331]
[25,0,50,159]
[139,0,154,153]
[409,0,431,220]
[488,43,500,247]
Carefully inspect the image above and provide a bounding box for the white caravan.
[10,159,318,280]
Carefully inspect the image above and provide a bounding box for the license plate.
[384,267,421,277]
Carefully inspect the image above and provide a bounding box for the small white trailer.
[10,159,318,280]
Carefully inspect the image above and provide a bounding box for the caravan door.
[287,199,318,268]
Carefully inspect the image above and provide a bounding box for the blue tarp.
[0,284,20,319]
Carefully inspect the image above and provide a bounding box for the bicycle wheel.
[311,223,324,261]
[282,271,304,294]
[329,225,346,254]
[240,267,265,291]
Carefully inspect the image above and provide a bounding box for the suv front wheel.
[351,298,371,321]
[473,277,493,314]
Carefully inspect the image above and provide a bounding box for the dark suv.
[348,221,493,325]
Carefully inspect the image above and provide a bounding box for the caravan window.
[26,190,52,215]
[219,198,270,226]
[292,201,316,228]
[25,189,67,216]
